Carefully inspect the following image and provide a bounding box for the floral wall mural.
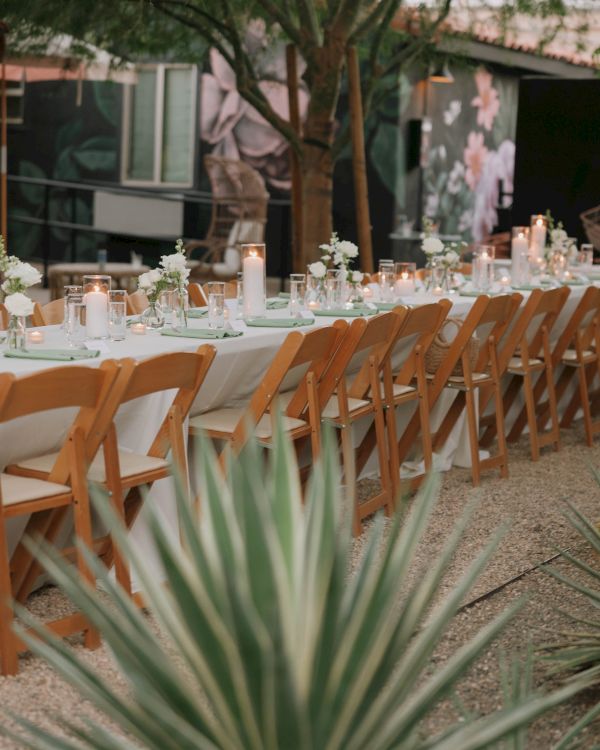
[422,66,518,242]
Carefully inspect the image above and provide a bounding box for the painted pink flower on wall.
[472,140,515,241]
[463,131,488,191]
[471,68,500,131]
[200,24,309,191]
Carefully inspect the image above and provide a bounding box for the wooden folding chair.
[312,312,405,535]
[189,323,347,464]
[544,287,600,446]
[188,282,208,307]
[32,298,65,326]
[498,287,570,460]
[10,347,217,598]
[400,294,522,487]
[202,281,237,300]
[0,360,120,674]
[0,303,8,330]
[126,290,148,316]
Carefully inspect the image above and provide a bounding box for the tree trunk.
[301,141,333,265]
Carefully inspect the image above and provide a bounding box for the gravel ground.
[1,426,600,748]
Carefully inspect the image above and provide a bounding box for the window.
[2,78,25,125]
[122,64,197,187]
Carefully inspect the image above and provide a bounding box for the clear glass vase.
[6,315,27,351]
[305,276,327,309]
[346,282,364,307]
[171,291,188,330]
[141,300,165,330]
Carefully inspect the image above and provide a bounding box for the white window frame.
[4,75,25,125]
[121,63,198,188]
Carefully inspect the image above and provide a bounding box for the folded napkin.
[245,317,314,328]
[278,292,291,299]
[161,328,242,339]
[511,284,542,291]
[187,307,208,318]
[313,307,375,317]
[4,348,101,361]
[266,298,289,309]
[374,302,400,311]
[563,279,586,286]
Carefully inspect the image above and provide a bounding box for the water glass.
[207,282,225,329]
[289,273,306,317]
[159,289,175,324]
[172,291,189,329]
[579,244,594,266]
[66,294,87,347]
[236,272,244,319]
[379,260,395,302]
[325,272,343,310]
[109,290,127,341]
[62,285,82,329]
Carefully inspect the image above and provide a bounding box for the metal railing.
[6,174,292,279]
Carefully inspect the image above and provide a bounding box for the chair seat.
[387,382,416,398]
[14,449,169,483]
[190,408,307,439]
[447,372,491,385]
[562,348,596,364]
[507,356,543,372]
[322,396,371,420]
[0,473,70,506]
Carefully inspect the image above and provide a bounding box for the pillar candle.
[394,273,415,296]
[511,233,529,285]
[243,252,266,316]
[529,220,547,261]
[85,288,109,338]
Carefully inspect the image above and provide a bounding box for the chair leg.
[68,430,100,650]
[102,428,132,597]
[340,425,360,536]
[0,510,18,675]
[523,372,540,462]
[578,366,594,446]
[373,405,393,517]
[493,381,509,479]
[464,388,481,487]
[385,403,400,500]
[545,365,561,452]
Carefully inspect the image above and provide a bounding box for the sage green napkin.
[313,307,375,317]
[373,302,400,311]
[511,284,542,291]
[278,292,290,299]
[563,279,585,286]
[187,307,208,318]
[245,317,314,328]
[161,328,242,339]
[459,290,493,298]
[266,298,289,309]
[4,348,101,361]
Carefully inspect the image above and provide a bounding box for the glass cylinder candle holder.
[242,243,266,318]
[472,245,495,291]
[394,262,416,297]
[109,289,127,341]
[378,259,395,302]
[511,227,530,286]
[529,214,548,262]
[579,243,594,267]
[82,274,111,339]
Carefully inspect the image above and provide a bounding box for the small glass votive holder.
[207,282,225,329]
[289,273,306,317]
[66,294,87,347]
[394,262,416,297]
[472,245,495,291]
[62,285,82,329]
[431,264,445,295]
[82,274,111,340]
[109,290,127,341]
[579,243,594,266]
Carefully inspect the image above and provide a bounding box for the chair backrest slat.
[0,303,9,330]
[32,298,64,327]
[551,286,600,364]
[126,290,148,316]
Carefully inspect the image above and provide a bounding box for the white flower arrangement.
[420,218,462,271]
[4,291,34,318]
[138,239,190,302]
[351,270,364,284]
[318,232,359,280]
[308,261,327,279]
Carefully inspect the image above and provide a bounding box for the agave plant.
[7,424,583,749]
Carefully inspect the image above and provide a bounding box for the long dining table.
[0,284,593,590]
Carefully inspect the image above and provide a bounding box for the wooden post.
[0,22,8,246]
[346,45,373,274]
[286,44,303,274]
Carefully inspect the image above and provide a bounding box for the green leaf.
[17,160,47,206]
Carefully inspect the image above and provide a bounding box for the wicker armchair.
[581,205,600,251]
[186,156,269,280]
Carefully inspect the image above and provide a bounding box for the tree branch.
[154,0,232,40]
[295,0,322,46]
[253,0,302,46]
[349,0,399,43]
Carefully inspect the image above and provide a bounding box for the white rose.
[352,270,364,283]
[161,253,188,272]
[4,292,34,317]
[337,240,359,259]
[445,250,459,266]
[138,272,154,290]
[148,268,163,284]
[422,237,444,255]
[5,261,42,288]
[309,261,327,279]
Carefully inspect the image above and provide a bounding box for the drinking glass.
[172,290,189,329]
[66,294,87,347]
[62,285,82,329]
[378,260,395,302]
[579,243,594,266]
[109,290,127,341]
[159,289,175,324]
[207,282,225,329]
[236,271,244,319]
[289,273,306,317]
[325,271,342,310]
